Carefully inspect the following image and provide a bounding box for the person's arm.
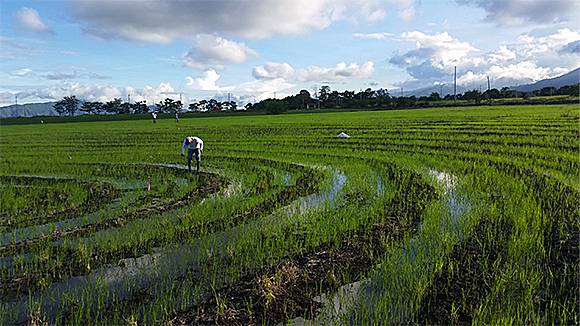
[198,139,204,151]
[181,139,188,155]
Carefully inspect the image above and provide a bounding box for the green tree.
[464,89,482,104]
[131,101,149,114]
[291,89,311,110]
[428,92,441,101]
[206,99,219,111]
[104,98,123,114]
[79,101,100,115]
[319,85,331,104]
[500,87,510,98]
[156,98,183,113]
[222,101,237,111]
[483,88,500,102]
[265,99,287,114]
[53,95,79,116]
[118,102,131,114]
[559,84,580,97]
[539,86,557,96]
[396,96,416,108]
[188,102,201,112]
[198,100,208,112]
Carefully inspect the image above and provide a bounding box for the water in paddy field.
[0,173,159,247]
[286,169,474,325]
[1,167,348,324]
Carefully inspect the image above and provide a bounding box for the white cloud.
[12,68,32,76]
[32,82,121,103]
[352,32,395,40]
[456,0,578,26]
[13,7,54,34]
[391,28,580,91]
[69,0,420,43]
[186,70,224,91]
[397,6,415,22]
[186,68,295,101]
[231,78,296,101]
[3,82,185,107]
[252,62,295,80]
[488,45,516,63]
[297,61,375,82]
[398,31,479,69]
[182,35,258,70]
[124,83,181,105]
[518,28,580,57]
[457,61,552,87]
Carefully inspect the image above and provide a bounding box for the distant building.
[307,103,318,110]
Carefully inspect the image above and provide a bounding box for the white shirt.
[182,136,204,154]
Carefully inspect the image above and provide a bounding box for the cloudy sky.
[1,0,578,107]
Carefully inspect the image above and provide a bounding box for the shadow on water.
[2,166,347,324]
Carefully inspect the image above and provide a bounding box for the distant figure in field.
[174,112,179,122]
[181,136,204,173]
[152,112,157,123]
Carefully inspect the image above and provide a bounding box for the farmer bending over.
[181,136,204,172]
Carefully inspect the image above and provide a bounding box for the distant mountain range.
[0,102,58,119]
[2,68,579,118]
[405,84,468,98]
[510,67,579,92]
[406,67,579,98]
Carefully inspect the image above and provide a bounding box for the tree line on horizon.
[53,83,580,116]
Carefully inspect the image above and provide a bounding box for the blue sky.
[1,0,578,107]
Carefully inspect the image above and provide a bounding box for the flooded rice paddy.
[1,105,577,325]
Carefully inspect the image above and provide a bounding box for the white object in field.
[336,132,350,138]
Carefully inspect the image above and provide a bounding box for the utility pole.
[128,94,131,104]
[487,76,491,105]
[453,66,457,103]
[15,95,18,105]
